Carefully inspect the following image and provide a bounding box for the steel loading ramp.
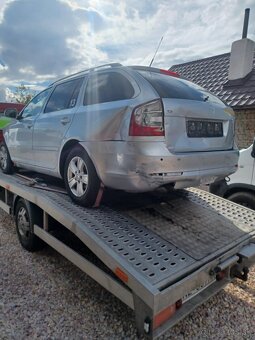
[124,188,255,260]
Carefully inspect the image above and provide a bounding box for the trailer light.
[153,304,176,330]
[114,267,128,283]
[175,299,182,309]
[216,270,226,281]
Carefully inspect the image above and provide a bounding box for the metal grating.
[125,189,255,260]
[186,188,255,229]
[42,191,195,285]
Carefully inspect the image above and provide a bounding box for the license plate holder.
[187,120,223,138]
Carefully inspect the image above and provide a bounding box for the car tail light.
[129,99,164,136]
[0,130,3,143]
[160,69,179,77]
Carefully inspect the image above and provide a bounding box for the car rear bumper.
[80,141,239,192]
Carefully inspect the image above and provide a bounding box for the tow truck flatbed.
[0,171,255,339]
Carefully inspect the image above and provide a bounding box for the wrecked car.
[0,63,239,206]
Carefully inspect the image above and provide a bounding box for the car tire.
[0,142,13,174]
[15,199,44,251]
[64,145,101,207]
[227,191,255,210]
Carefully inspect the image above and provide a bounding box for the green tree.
[14,84,35,104]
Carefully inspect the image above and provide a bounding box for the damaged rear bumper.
[79,141,239,192]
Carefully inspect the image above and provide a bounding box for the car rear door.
[33,77,84,170]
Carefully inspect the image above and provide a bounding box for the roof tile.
[170,52,255,108]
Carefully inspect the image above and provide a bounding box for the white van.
[210,139,255,209]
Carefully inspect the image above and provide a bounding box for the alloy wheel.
[67,156,88,197]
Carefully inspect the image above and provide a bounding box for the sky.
[0,0,255,99]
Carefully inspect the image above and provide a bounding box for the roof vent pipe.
[228,8,254,81]
[242,8,250,39]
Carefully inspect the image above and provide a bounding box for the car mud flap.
[93,183,105,208]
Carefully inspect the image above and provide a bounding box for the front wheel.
[0,142,13,174]
[227,191,255,210]
[64,145,101,207]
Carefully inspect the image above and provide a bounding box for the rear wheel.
[64,145,101,207]
[0,142,13,174]
[227,191,255,210]
[15,199,44,251]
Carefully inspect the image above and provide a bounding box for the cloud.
[0,0,107,85]
[0,0,254,89]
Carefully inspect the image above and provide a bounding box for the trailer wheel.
[64,145,101,207]
[227,191,255,210]
[15,199,44,251]
[0,142,13,174]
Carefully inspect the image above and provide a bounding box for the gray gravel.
[1,210,255,340]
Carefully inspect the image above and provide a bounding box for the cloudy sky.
[0,0,255,95]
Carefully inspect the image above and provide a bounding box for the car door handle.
[27,124,33,129]
[60,117,71,125]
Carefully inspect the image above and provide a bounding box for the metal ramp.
[125,189,255,260]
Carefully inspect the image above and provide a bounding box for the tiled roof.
[170,53,255,108]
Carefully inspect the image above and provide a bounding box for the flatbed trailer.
[0,171,255,339]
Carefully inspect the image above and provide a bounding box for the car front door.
[33,77,84,170]
[5,88,52,165]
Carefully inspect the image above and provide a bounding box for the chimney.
[228,8,255,81]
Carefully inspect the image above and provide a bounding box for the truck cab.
[0,102,24,118]
[210,139,255,209]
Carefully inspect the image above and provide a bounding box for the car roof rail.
[90,63,123,72]
[50,63,123,86]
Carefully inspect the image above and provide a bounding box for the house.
[170,37,255,149]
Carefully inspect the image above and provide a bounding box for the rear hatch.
[138,70,235,153]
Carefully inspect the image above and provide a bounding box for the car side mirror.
[251,138,255,158]
[4,108,18,119]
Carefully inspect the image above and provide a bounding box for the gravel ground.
[1,210,255,340]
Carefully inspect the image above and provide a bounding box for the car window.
[138,71,224,104]
[21,88,52,118]
[44,77,83,113]
[84,71,135,105]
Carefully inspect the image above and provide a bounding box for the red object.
[114,267,129,283]
[0,130,3,143]
[153,304,176,330]
[0,102,24,114]
[129,100,165,137]
[160,69,180,77]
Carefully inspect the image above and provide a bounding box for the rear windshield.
[138,71,224,104]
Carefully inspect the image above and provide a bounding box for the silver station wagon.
[0,63,239,206]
